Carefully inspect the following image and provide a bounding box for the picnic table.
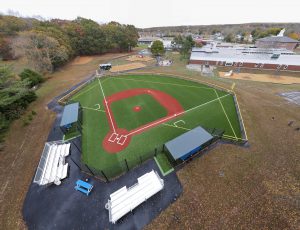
[74,180,93,196]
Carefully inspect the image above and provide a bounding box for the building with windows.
[189,45,300,72]
[255,29,299,51]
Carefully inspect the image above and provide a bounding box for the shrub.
[28,114,33,121]
[22,119,30,127]
[19,68,44,87]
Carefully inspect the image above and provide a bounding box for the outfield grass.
[71,74,242,179]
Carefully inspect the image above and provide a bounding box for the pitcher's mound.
[133,106,141,112]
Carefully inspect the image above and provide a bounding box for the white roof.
[190,46,300,66]
[105,170,164,224]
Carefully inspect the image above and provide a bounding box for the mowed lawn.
[71,74,242,179]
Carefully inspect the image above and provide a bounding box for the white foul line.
[82,106,106,113]
[126,93,232,137]
[213,89,237,139]
[97,78,116,133]
[181,93,231,114]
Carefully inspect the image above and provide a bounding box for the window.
[225,62,233,66]
[254,63,259,68]
[271,54,280,59]
[239,62,243,67]
[283,65,288,70]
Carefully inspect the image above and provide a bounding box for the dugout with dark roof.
[164,126,214,162]
[59,102,82,134]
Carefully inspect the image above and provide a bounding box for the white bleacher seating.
[34,142,71,186]
[105,170,164,224]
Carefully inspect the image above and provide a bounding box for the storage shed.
[165,126,213,162]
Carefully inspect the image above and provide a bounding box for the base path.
[102,88,184,153]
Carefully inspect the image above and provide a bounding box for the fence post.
[85,164,95,176]
[140,156,143,164]
[101,170,109,183]
[125,159,129,171]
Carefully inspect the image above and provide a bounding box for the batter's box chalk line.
[108,133,118,142]
[117,135,127,145]
[108,133,127,145]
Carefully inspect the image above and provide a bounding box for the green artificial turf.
[70,74,243,179]
[111,94,167,131]
[154,153,174,176]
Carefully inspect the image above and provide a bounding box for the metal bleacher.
[34,141,70,186]
[105,170,164,224]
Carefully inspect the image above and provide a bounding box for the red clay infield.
[102,88,184,153]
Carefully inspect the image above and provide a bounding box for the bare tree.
[12,31,68,73]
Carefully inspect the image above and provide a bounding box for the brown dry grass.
[219,71,300,84]
[132,59,300,230]
[0,52,131,230]
[109,62,146,73]
[126,55,154,62]
[71,56,93,65]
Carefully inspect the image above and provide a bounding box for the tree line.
[0,65,39,148]
[0,15,139,147]
[0,15,139,73]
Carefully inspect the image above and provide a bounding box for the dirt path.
[219,71,300,84]
[0,52,131,229]
[71,56,94,65]
[110,62,146,72]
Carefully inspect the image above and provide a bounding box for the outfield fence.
[68,127,227,182]
[82,146,164,182]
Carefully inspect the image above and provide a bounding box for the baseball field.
[70,74,242,178]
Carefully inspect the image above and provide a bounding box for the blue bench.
[74,180,93,196]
